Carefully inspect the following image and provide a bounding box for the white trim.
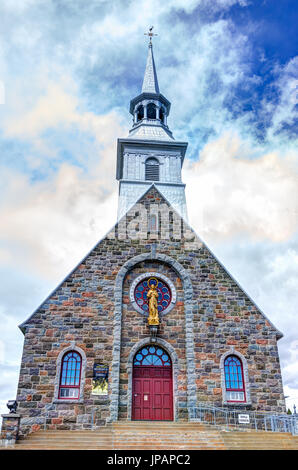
[220,347,251,406]
[53,344,87,404]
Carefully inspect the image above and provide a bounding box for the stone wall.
[190,245,286,412]
[1,414,21,444]
[14,186,286,437]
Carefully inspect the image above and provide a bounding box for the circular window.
[130,272,177,316]
[134,277,172,314]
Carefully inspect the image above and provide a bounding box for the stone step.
[13,442,226,449]
[9,446,225,450]
[6,422,298,450]
[20,436,219,443]
[18,438,222,444]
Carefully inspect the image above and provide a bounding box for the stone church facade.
[8,40,286,438]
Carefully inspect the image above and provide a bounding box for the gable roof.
[19,184,283,339]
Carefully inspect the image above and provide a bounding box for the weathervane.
[144,26,157,45]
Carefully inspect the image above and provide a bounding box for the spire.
[127,28,173,141]
[142,36,160,94]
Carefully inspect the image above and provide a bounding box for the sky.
[0,0,297,418]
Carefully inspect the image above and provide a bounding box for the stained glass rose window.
[134,277,172,314]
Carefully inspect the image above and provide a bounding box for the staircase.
[221,430,298,450]
[3,421,298,450]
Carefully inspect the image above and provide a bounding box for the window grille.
[59,351,82,399]
[145,158,159,181]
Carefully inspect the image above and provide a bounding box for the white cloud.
[0,164,118,280]
[266,57,298,143]
[3,83,79,138]
[0,0,41,12]
[185,131,298,242]
[3,78,126,144]
[282,338,298,397]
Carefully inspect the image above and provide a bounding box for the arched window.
[134,345,171,367]
[147,103,156,119]
[136,105,144,121]
[224,355,245,402]
[145,157,159,181]
[59,351,82,399]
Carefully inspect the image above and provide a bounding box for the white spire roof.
[127,37,173,141]
[141,44,160,94]
[128,123,174,141]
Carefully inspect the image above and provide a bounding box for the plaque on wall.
[92,364,109,395]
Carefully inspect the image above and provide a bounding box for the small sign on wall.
[92,364,109,395]
[238,414,250,424]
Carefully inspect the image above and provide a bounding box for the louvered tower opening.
[145,158,160,181]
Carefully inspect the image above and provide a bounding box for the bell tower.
[116,31,188,220]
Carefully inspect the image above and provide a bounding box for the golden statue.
[147,281,159,325]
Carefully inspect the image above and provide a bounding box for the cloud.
[185,131,298,242]
[0,72,128,281]
[2,77,127,148]
[283,339,298,390]
[3,83,79,139]
[0,164,118,280]
[266,57,298,142]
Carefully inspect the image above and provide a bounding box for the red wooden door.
[132,366,173,421]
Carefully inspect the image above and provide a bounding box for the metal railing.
[190,402,298,435]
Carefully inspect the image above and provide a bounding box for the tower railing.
[190,402,298,435]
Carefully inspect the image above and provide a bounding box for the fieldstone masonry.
[1,414,21,445]
[0,42,287,445]
[2,186,285,440]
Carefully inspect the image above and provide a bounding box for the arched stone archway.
[127,337,180,421]
[109,252,196,422]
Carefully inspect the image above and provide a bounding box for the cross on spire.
[144,26,158,45]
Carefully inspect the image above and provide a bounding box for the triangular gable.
[19,184,283,339]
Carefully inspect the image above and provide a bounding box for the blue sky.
[0,0,297,417]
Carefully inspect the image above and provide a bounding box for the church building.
[6,36,286,438]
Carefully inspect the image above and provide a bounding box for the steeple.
[141,43,160,94]
[127,34,173,142]
[116,32,188,221]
